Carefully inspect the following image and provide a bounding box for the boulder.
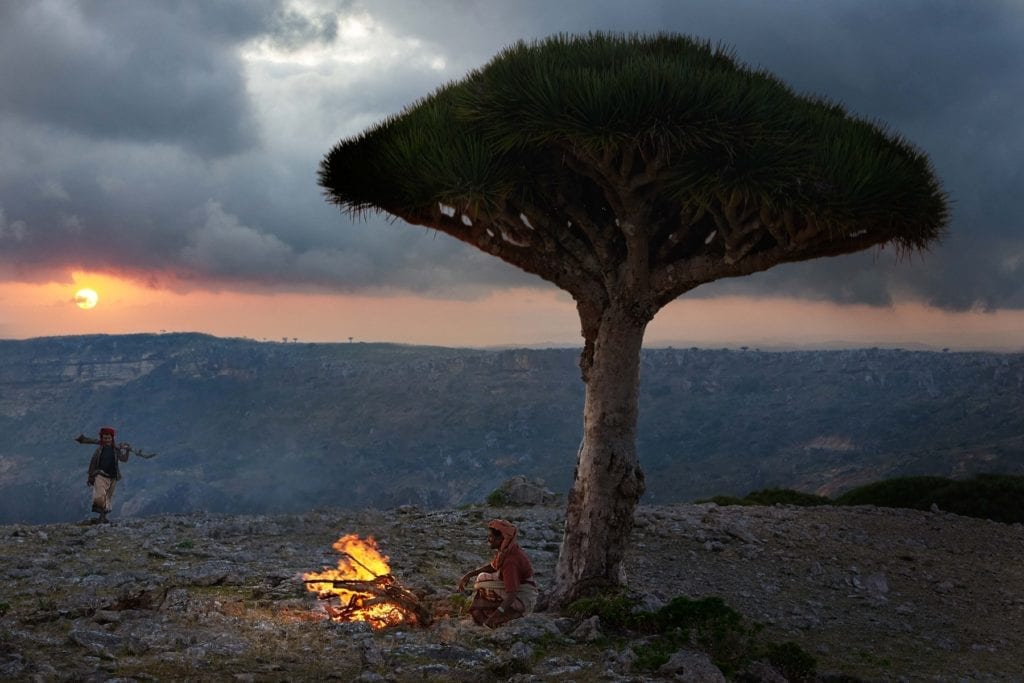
[493,476,558,507]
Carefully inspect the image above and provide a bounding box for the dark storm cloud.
[0,2,253,155]
[675,0,1024,312]
[0,0,1021,312]
[363,0,1024,311]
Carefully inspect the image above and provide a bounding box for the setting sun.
[74,288,99,310]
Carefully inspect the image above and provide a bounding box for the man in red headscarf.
[86,426,130,523]
[457,519,538,627]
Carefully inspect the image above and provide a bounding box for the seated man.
[457,519,538,627]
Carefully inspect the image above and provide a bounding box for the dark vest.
[96,446,119,478]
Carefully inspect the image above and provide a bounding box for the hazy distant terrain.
[1,333,1021,524]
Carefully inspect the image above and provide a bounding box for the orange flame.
[303,534,414,630]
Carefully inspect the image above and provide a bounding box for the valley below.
[1,333,1022,524]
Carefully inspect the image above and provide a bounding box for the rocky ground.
[1,502,1022,681]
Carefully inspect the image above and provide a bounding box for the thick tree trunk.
[550,304,647,606]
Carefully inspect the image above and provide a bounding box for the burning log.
[304,534,431,629]
[303,574,432,628]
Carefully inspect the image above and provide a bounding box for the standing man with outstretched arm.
[86,426,130,524]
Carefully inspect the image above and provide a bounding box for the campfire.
[303,534,430,630]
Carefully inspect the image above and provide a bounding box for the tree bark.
[550,303,648,606]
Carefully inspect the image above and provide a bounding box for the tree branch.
[651,229,888,305]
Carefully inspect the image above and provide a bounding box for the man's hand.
[87,477,95,487]
[457,572,472,591]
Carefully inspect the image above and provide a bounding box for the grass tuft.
[566,592,810,677]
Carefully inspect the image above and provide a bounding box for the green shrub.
[627,596,761,674]
[485,489,510,507]
[836,474,1024,523]
[565,593,641,632]
[927,474,1024,523]
[632,638,678,671]
[565,593,815,678]
[698,489,829,507]
[764,641,817,681]
[650,596,758,674]
[703,474,1024,523]
[448,593,471,618]
[742,489,830,507]
[835,475,950,509]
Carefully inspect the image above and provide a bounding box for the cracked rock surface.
[1,503,1022,681]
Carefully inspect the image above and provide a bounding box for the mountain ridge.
[1,333,1021,524]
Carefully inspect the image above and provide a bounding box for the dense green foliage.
[763,641,819,682]
[565,593,640,632]
[834,476,954,508]
[320,33,947,284]
[700,488,831,507]
[485,489,511,507]
[836,474,1024,523]
[566,593,815,676]
[317,32,949,607]
[707,474,1024,524]
[645,596,759,674]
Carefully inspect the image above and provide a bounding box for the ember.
[303,534,430,630]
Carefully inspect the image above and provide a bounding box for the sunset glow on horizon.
[1,272,1020,352]
[1,4,1022,353]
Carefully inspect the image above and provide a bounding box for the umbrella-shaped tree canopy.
[319,33,948,605]
[321,33,947,320]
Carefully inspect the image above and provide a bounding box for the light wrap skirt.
[91,474,117,513]
[473,572,538,613]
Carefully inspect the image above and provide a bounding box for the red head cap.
[99,427,116,438]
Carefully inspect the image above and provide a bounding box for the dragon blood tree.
[318,33,949,606]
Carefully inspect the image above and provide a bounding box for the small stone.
[896,602,915,616]
[570,615,602,642]
[360,641,385,668]
[658,649,725,682]
[509,640,534,663]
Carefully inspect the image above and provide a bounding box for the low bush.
[937,474,1024,523]
[834,476,951,509]
[646,596,759,674]
[565,593,641,632]
[742,489,830,507]
[702,474,1024,524]
[698,489,829,507]
[762,640,818,682]
[836,474,1024,524]
[567,593,807,677]
[485,489,510,507]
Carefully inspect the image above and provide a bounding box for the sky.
[1,0,1022,351]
